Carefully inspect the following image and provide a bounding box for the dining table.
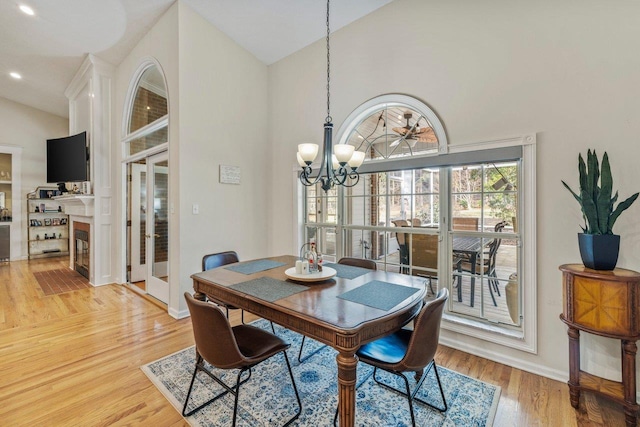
[190,254,427,427]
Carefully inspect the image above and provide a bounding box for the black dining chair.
[334,288,449,427]
[203,251,275,333]
[455,221,507,306]
[297,257,377,363]
[202,251,246,323]
[182,293,302,425]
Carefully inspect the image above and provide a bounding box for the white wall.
[0,97,68,259]
[176,2,269,314]
[268,0,640,383]
[113,1,269,317]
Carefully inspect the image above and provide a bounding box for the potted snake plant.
[562,150,638,270]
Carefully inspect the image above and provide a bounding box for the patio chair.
[455,221,507,306]
[392,220,409,273]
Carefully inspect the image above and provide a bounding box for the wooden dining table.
[190,255,427,427]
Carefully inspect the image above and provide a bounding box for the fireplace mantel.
[53,195,94,217]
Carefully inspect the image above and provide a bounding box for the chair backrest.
[202,251,239,271]
[453,217,479,231]
[411,218,422,227]
[338,257,377,270]
[392,220,409,245]
[400,288,448,372]
[184,292,246,369]
[411,234,438,270]
[486,221,507,272]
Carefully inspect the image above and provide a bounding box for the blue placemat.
[337,280,420,311]
[224,259,286,275]
[228,277,309,302]
[324,263,372,280]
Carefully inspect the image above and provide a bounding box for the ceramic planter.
[578,233,620,270]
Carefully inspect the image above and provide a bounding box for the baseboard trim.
[439,335,567,384]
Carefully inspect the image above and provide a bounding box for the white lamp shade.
[348,150,365,168]
[331,155,340,170]
[298,143,319,163]
[334,144,355,164]
[296,152,307,167]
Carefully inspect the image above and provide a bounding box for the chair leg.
[182,355,251,417]
[298,335,327,363]
[487,278,497,307]
[369,363,447,426]
[282,350,303,426]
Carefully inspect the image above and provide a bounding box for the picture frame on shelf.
[60,218,67,225]
[44,218,51,226]
[52,218,60,226]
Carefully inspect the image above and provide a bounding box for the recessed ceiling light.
[10,72,22,80]
[19,5,35,16]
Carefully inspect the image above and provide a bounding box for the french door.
[145,152,169,302]
[127,151,169,303]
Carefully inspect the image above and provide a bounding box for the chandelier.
[296,0,365,193]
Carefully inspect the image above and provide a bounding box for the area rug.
[142,321,500,426]
[33,268,91,295]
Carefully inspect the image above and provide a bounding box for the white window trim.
[336,94,449,155]
[293,91,537,353]
[440,134,537,354]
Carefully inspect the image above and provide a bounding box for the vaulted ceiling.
[0,0,392,118]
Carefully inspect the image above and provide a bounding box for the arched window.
[336,94,447,160]
[123,62,168,157]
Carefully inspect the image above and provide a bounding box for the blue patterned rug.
[142,320,500,426]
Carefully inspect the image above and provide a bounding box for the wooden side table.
[559,264,640,427]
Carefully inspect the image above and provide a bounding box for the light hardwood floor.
[0,257,629,426]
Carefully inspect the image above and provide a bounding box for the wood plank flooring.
[0,257,630,426]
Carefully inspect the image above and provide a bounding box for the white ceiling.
[0,0,392,119]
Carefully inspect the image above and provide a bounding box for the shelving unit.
[27,190,69,259]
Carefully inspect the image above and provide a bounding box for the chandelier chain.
[325,0,331,123]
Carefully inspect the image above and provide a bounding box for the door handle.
[145,234,151,238]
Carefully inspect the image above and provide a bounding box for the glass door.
[146,151,169,303]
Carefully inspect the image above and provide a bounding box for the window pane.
[126,126,168,156]
[345,106,440,160]
[129,66,167,134]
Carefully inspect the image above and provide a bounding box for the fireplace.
[74,222,90,279]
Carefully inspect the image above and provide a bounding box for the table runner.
[225,259,286,275]
[337,280,420,311]
[229,276,308,302]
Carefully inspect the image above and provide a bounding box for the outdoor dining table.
[453,236,485,306]
[190,254,427,427]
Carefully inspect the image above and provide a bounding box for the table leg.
[336,352,358,427]
[469,253,477,308]
[567,327,580,409]
[622,340,638,427]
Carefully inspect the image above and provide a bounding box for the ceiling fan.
[389,112,437,147]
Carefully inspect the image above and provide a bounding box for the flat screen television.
[46,131,88,186]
